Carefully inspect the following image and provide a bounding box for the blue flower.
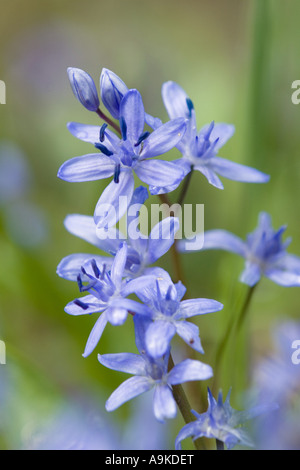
[254,321,300,404]
[58,89,187,228]
[175,388,276,450]
[67,67,100,112]
[56,186,179,282]
[63,243,154,358]
[154,81,270,193]
[253,321,300,450]
[98,316,213,422]
[100,68,162,128]
[133,279,223,358]
[179,212,300,287]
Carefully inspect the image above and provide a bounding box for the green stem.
[235,284,257,333]
[213,284,257,393]
[96,108,121,136]
[157,193,183,284]
[168,354,205,451]
[177,168,194,207]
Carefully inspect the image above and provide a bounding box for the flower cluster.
[58,67,280,450]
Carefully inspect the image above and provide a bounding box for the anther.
[114,164,121,183]
[91,259,100,278]
[120,116,127,141]
[186,98,194,118]
[99,123,108,142]
[94,142,114,156]
[134,131,150,147]
[74,299,89,310]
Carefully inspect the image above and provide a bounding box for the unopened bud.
[100,68,128,119]
[67,67,100,112]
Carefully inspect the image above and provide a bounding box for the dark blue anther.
[99,123,108,142]
[94,142,114,156]
[91,259,100,278]
[100,263,107,281]
[120,116,127,141]
[74,299,89,310]
[77,274,83,291]
[134,131,150,147]
[166,285,173,301]
[114,163,121,183]
[186,98,194,117]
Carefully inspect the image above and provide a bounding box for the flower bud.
[100,68,128,119]
[67,67,100,112]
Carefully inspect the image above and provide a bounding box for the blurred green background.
[0,0,299,450]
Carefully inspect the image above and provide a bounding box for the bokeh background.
[0,0,299,450]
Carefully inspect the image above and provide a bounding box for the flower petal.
[145,321,176,358]
[64,214,123,254]
[83,312,108,357]
[64,296,106,316]
[57,154,115,182]
[57,253,111,281]
[209,157,270,183]
[175,422,199,450]
[153,384,177,422]
[141,118,187,159]
[135,159,184,188]
[240,261,262,286]
[105,376,153,412]
[106,306,128,326]
[161,81,190,120]
[180,298,223,318]
[94,170,134,228]
[110,242,127,288]
[175,321,203,354]
[147,217,180,264]
[109,297,152,316]
[264,268,300,287]
[98,352,147,375]
[121,276,157,298]
[274,253,300,273]
[168,359,213,385]
[203,229,247,256]
[120,89,145,145]
[194,165,224,189]
[67,121,120,151]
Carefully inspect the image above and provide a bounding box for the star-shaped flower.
[175,388,277,450]
[133,279,223,358]
[58,89,187,228]
[179,212,300,287]
[151,81,270,194]
[98,316,213,422]
[64,243,154,357]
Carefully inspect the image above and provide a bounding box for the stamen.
[91,259,100,278]
[186,98,194,118]
[74,299,89,310]
[114,163,121,183]
[134,131,150,147]
[94,142,114,156]
[100,263,107,281]
[204,121,215,141]
[166,285,173,301]
[120,116,127,141]
[99,123,108,142]
[77,274,83,291]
